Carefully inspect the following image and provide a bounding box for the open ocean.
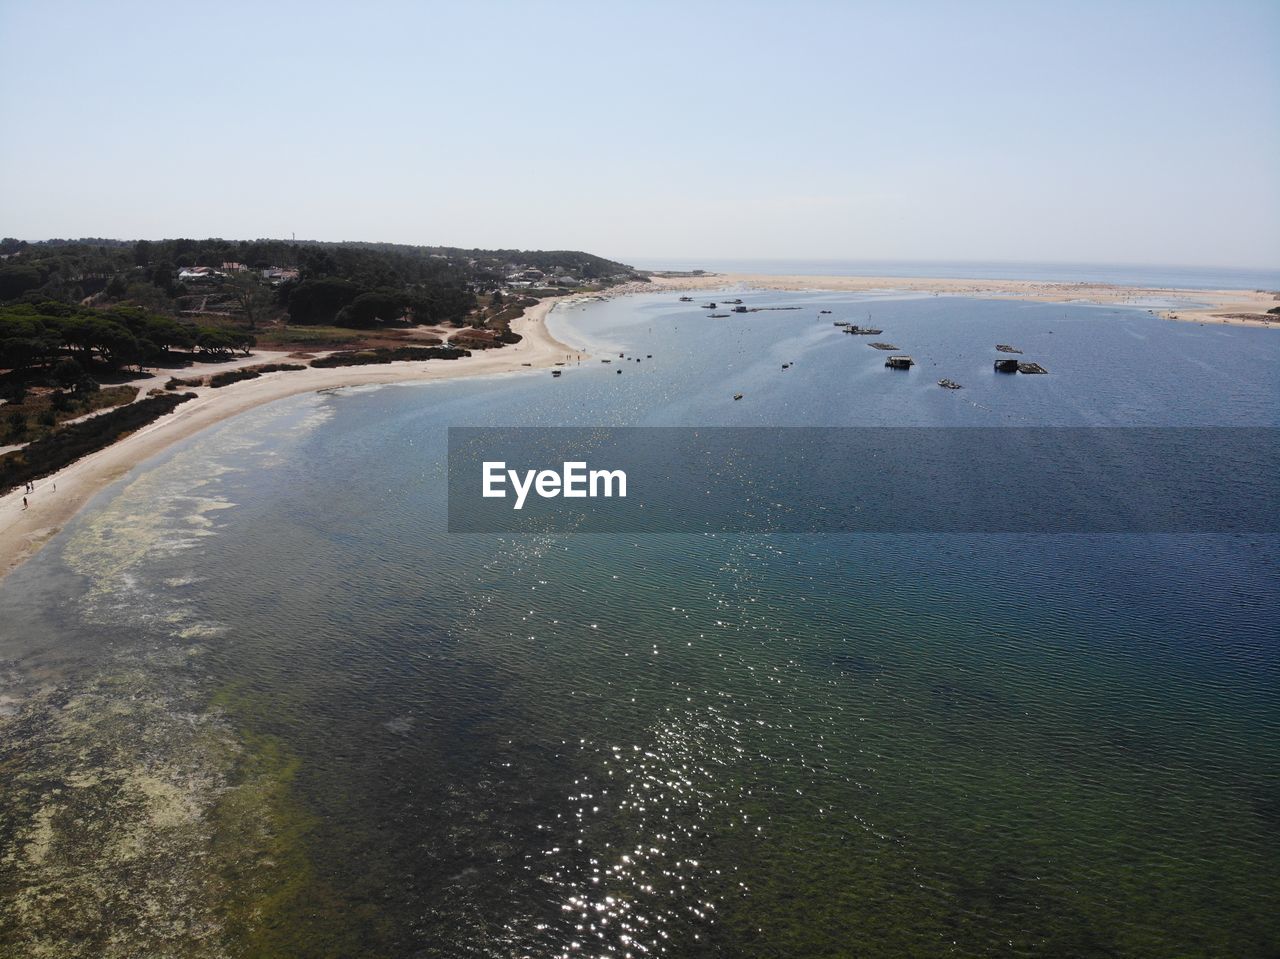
[1,289,1277,957]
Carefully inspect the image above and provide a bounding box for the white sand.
[626,273,1280,327]
[0,299,580,579]
[2,274,1275,580]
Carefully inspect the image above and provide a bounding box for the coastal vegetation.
[0,392,196,492]
[0,237,636,329]
[308,345,470,368]
[0,384,137,445]
[0,237,633,495]
[207,364,307,389]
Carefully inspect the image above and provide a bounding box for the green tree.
[227,273,271,331]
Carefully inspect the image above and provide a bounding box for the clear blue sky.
[1,0,1276,268]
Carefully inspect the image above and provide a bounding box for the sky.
[1,0,1277,269]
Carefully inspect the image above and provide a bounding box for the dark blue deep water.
[1,291,1277,958]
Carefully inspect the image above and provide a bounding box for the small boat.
[820,310,832,314]
[601,359,612,363]
[833,321,851,327]
[521,362,532,366]
[782,363,789,370]
[551,370,562,377]
[885,355,914,369]
[616,369,622,374]
[646,354,652,358]
[732,305,748,313]
[709,313,730,318]
[938,378,962,389]
[733,393,744,400]
[679,296,693,302]
[996,344,1023,354]
[701,302,717,309]
[723,298,743,304]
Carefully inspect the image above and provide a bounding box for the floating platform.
[1017,362,1048,374]
[709,313,729,318]
[885,355,914,369]
[994,358,1020,372]
[869,342,899,350]
[844,326,883,335]
[996,344,1023,354]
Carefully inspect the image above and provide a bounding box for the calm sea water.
[626,258,1280,291]
[1,291,1277,958]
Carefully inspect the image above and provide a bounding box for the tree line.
[0,300,253,386]
[0,237,637,330]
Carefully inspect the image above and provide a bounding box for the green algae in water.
[0,667,384,958]
[3,294,1280,956]
[0,658,235,958]
[208,692,394,959]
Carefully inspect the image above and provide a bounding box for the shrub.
[0,393,197,492]
[208,363,305,388]
[309,346,468,369]
[208,368,261,388]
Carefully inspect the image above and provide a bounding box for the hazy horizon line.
[6,236,1277,275]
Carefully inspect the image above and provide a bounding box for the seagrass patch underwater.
[1,292,1277,958]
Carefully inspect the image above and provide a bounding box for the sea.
[1,285,1277,958]
[625,258,1280,292]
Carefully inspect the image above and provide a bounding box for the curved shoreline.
[635,273,1280,327]
[0,299,582,581]
[2,273,1274,581]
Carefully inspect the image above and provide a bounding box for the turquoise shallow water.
[1,291,1277,957]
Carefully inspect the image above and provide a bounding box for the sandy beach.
[2,274,1275,580]
[627,273,1280,327]
[0,298,580,580]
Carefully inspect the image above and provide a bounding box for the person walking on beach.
[22,496,28,510]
